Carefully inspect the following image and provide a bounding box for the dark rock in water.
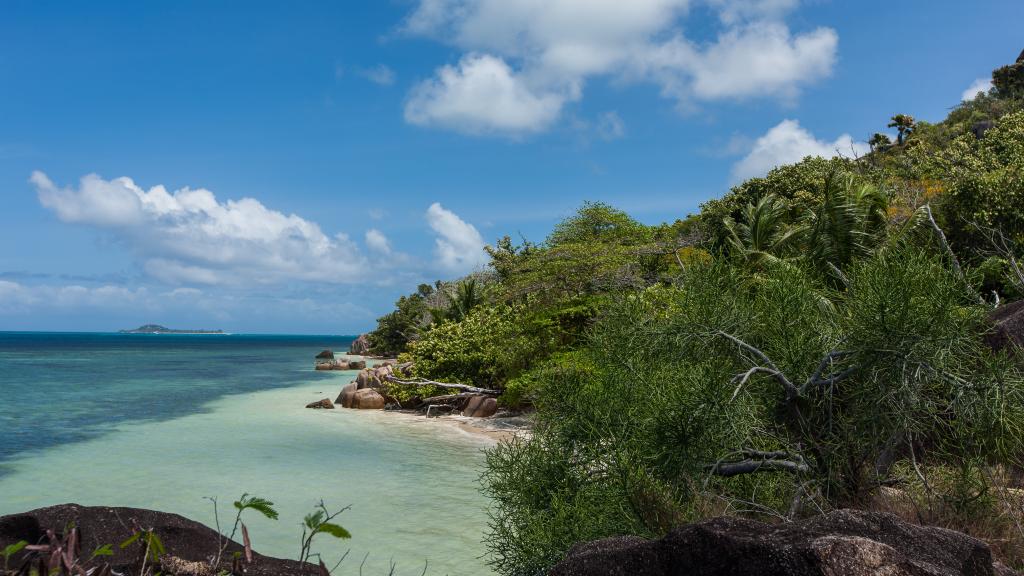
[986,299,1024,355]
[306,398,335,409]
[548,509,1010,576]
[463,395,498,418]
[348,360,367,370]
[315,349,335,360]
[0,504,311,576]
[349,334,371,355]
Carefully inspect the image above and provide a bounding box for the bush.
[482,247,1024,576]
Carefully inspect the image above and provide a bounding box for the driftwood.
[383,375,499,395]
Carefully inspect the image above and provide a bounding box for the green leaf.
[234,495,279,520]
[315,523,351,540]
[2,540,27,559]
[145,531,166,561]
[303,511,326,530]
[119,532,141,549]
[90,544,114,559]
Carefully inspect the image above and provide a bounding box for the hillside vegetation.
[368,51,1024,575]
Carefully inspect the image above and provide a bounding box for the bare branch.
[383,375,499,395]
[716,331,799,400]
[708,458,809,477]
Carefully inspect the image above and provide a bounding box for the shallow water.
[0,333,495,575]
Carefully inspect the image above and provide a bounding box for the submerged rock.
[548,509,1012,576]
[306,398,334,409]
[0,504,311,576]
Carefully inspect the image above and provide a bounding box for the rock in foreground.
[549,509,1016,576]
[0,504,311,576]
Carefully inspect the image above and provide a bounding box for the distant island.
[119,324,224,334]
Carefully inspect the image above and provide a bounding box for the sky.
[0,0,1021,334]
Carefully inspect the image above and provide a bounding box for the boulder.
[348,360,367,370]
[314,363,333,371]
[351,388,385,410]
[356,368,381,389]
[548,509,1009,576]
[463,395,498,418]
[0,504,311,576]
[986,300,1024,355]
[336,382,358,407]
[305,398,334,409]
[349,334,372,355]
[315,349,335,360]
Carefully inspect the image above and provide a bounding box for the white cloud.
[359,64,397,86]
[425,203,487,272]
[707,0,799,24]
[731,119,868,181]
[402,0,837,134]
[405,54,568,135]
[639,23,837,102]
[365,228,392,254]
[31,171,367,286]
[961,77,992,102]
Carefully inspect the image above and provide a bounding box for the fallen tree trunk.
[383,375,499,395]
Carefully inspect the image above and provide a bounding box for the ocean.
[0,332,495,575]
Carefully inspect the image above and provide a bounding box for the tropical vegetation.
[366,51,1024,575]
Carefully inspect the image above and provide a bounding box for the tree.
[868,133,892,152]
[888,114,916,145]
[723,194,802,269]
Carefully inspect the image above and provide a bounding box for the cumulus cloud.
[962,77,993,101]
[402,0,837,134]
[359,64,397,86]
[425,203,487,272]
[731,119,868,181]
[0,280,153,314]
[365,228,392,254]
[405,54,568,135]
[31,171,367,286]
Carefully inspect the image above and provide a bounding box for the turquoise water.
[0,332,495,575]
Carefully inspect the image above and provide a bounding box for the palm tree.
[803,174,888,278]
[444,278,483,322]
[724,194,803,269]
[887,114,916,145]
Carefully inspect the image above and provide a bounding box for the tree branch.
[383,375,499,395]
[708,458,809,477]
[716,331,799,400]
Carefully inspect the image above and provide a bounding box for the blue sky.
[1,0,1020,334]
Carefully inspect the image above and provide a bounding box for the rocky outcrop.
[462,395,498,418]
[305,398,334,409]
[348,360,367,370]
[986,300,1024,355]
[351,388,385,410]
[336,382,358,407]
[0,504,311,576]
[315,349,335,360]
[548,509,1014,576]
[349,334,371,355]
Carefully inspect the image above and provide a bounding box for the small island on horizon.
[119,324,224,334]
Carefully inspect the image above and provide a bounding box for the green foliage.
[367,284,436,356]
[992,51,1024,99]
[89,544,114,559]
[404,304,546,389]
[547,201,651,247]
[699,156,856,247]
[500,351,593,409]
[2,540,26,571]
[234,494,279,520]
[483,247,1024,575]
[932,111,1024,252]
